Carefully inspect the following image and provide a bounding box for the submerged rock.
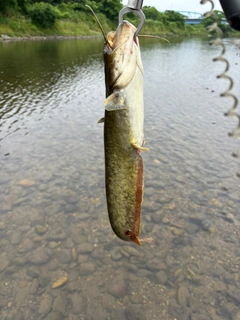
[77,243,93,253]
[44,311,63,320]
[177,286,190,307]
[69,294,84,314]
[18,179,35,187]
[56,249,72,264]
[0,253,10,272]
[52,276,68,289]
[35,224,48,235]
[107,274,127,298]
[79,262,95,276]
[52,295,67,316]
[28,248,51,265]
[38,294,53,315]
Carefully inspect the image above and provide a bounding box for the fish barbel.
[103,20,148,245]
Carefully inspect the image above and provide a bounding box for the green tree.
[201,10,224,27]
[30,0,55,4]
[201,10,231,35]
[163,10,185,27]
[86,0,122,21]
[17,0,30,14]
[0,0,17,13]
[28,2,57,28]
[142,6,161,20]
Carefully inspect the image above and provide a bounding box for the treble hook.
[119,0,145,37]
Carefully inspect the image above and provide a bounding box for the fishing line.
[201,0,240,177]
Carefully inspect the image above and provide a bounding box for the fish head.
[104,20,143,93]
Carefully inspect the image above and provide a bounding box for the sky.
[122,0,223,14]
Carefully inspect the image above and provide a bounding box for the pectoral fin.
[97,117,105,124]
[104,92,127,111]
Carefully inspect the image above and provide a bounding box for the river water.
[0,36,240,320]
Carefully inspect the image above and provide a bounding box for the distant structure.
[178,11,204,20]
[176,11,227,25]
[176,11,204,25]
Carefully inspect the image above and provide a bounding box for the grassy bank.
[0,9,210,39]
[0,6,236,39]
[142,19,207,36]
[0,11,114,38]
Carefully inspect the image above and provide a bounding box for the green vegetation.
[0,1,235,38]
[28,2,58,28]
[201,10,233,36]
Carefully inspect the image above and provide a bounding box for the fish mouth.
[133,36,138,45]
[115,21,136,44]
[108,20,137,51]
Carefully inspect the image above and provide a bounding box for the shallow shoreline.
[0,33,203,43]
[0,34,101,42]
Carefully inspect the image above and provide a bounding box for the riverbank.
[0,11,209,41]
[0,19,238,42]
[0,34,101,42]
[0,9,237,41]
[0,24,208,43]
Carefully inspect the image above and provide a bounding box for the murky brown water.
[0,36,240,320]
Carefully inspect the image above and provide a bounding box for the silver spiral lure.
[201,0,240,177]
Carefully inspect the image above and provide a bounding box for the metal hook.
[119,0,145,37]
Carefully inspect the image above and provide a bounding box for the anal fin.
[132,143,150,151]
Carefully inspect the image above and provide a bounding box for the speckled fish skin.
[103,21,146,245]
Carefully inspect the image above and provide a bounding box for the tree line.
[0,1,184,22]
[0,0,229,35]
[0,0,122,19]
[0,0,186,29]
[0,0,123,27]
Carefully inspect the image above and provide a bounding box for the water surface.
[0,37,240,320]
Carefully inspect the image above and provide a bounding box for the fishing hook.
[119,0,145,37]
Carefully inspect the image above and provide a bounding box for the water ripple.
[0,47,104,142]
